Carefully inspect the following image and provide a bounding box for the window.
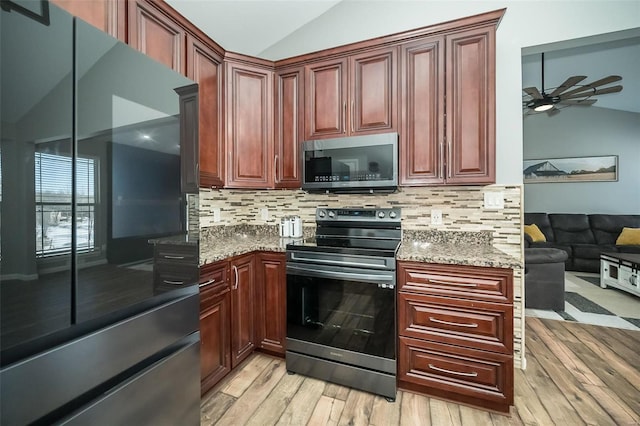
[35,152,97,257]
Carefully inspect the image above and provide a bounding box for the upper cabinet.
[187,35,224,188]
[128,0,185,73]
[225,59,274,188]
[51,0,124,40]
[274,67,304,188]
[400,24,496,185]
[304,47,397,140]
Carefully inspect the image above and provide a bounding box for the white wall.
[261,0,640,185]
[523,107,640,214]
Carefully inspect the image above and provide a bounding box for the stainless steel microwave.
[302,132,398,193]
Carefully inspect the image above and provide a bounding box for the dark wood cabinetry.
[255,253,287,356]
[397,261,514,413]
[304,47,397,140]
[400,24,496,185]
[187,36,224,188]
[175,83,199,193]
[52,0,124,39]
[128,0,185,73]
[274,67,303,188]
[229,253,256,367]
[225,60,274,188]
[199,261,231,395]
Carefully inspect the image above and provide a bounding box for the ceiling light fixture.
[534,102,554,112]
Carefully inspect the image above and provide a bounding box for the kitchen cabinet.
[128,0,185,73]
[400,24,496,185]
[304,47,397,140]
[397,261,514,414]
[152,242,199,295]
[187,35,224,188]
[52,0,124,40]
[174,83,199,193]
[274,67,304,188]
[199,261,231,395]
[225,59,274,188]
[229,253,256,367]
[255,252,287,356]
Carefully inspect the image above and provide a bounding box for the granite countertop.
[199,226,521,269]
[149,232,199,246]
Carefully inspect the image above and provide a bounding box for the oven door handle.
[286,264,394,285]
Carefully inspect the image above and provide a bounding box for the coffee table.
[600,252,640,297]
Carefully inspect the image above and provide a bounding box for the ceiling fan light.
[534,102,554,112]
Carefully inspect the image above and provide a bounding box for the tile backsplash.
[199,185,526,368]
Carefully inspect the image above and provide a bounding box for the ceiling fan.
[522,52,623,115]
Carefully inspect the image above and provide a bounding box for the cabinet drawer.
[398,262,512,303]
[154,263,199,293]
[398,336,513,411]
[155,244,198,265]
[200,263,228,290]
[398,293,512,354]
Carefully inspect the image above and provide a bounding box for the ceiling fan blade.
[548,76,587,96]
[559,75,622,98]
[562,85,622,99]
[558,99,597,106]
[547,108,561,116]
[523,87,543,99]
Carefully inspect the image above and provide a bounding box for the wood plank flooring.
[201,318,640,425]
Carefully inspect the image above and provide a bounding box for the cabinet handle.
[428,364,478,377]
[274,155,279,184]
[429,317,479,328]
[163,255,185,260]
[163,279,184,285]
[447,140,452,178]
[343,102,346,133]
[232,265,239,290]
[427,279,477,288]
[351,100,354,132]
[199,278,216,288]
[439,141,444,179]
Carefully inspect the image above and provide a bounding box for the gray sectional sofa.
[524,213,640,273]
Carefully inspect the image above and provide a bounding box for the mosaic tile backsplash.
[198,185,525,368]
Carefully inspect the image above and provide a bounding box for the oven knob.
[318,210,326,218]
[328,211,335,218]
[378,211,385,219]
[389,211,397,219]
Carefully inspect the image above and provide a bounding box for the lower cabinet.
[199,251,286,393]
[397,261,514,414]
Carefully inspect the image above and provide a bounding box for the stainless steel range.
[285,207,401,400]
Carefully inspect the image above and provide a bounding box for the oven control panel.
[316,207,401,222]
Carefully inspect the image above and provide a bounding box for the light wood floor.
[201,318,640,425]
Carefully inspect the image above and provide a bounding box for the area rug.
[575,275,601,287]
[564,291,614,315]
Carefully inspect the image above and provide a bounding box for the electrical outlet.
[484,191,504,210]
[212,207,221,223]
[260,208,269,221]
[431,209,443,225]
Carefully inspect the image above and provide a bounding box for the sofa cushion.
[589,215,640,244]
[572,244,617,260]
[524,224,546,242]
[617,245,640,254]
[524,213,555,242]
[549,214,595,244]
[525,247,568,264]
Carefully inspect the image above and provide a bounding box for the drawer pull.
[163,255,186,260]
[199,279,216,288]
[428,279,477,288]
[163,279,184,285]
[428,364,478,377]
[429,317,479,328]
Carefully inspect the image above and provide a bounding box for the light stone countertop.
[199,226,520,269]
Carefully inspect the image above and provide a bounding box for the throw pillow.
[616,227,640,245]
[524,224,546,242]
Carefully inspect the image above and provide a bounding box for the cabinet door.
[255,253,287,356]
[274,67,303,188]
[230,254,255,368]
[200,288,231,395]
[399,37,445,185]
[445,27,495,184]
[304,58,348,139]
[226,63,274,188]
[128,0,185,73]
[350,47,397,135]
[187,35,224,188]
[175,83,199,193]
[52,0,124,40]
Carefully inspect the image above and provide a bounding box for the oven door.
[286,260,396,372]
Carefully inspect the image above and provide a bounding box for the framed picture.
[523,155,618,183]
